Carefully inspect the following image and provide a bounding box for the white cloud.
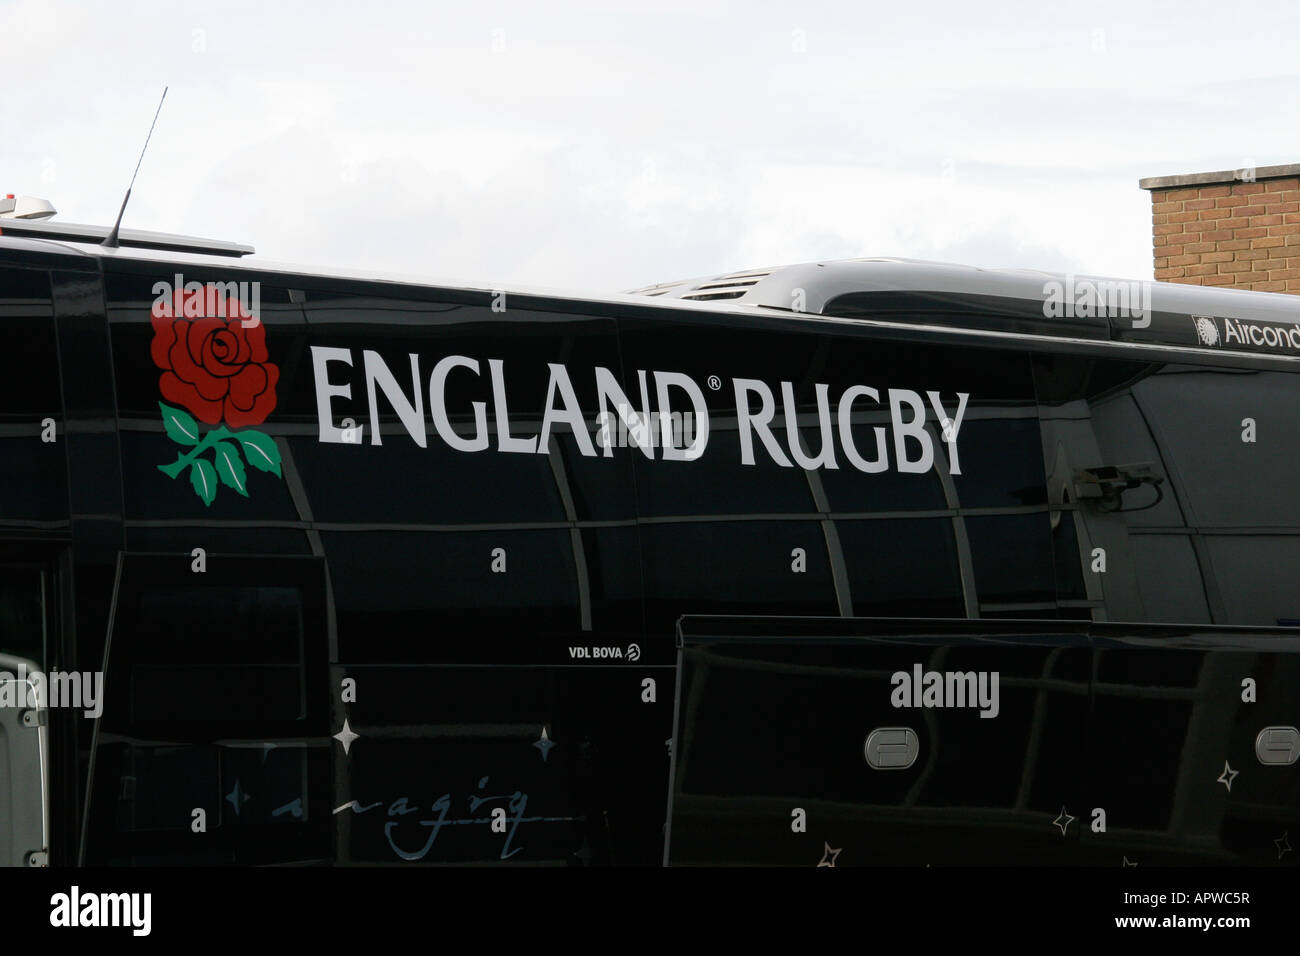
[2,0,1299,293]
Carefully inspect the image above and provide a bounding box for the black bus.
[0,218,1296,867]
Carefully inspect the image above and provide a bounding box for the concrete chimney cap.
[1140,164,1300,190]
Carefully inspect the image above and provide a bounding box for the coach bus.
[0,211,1296,867]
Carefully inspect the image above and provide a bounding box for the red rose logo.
[150,288,280,428]
[152,284,285,507]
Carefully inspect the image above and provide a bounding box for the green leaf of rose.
[189,458,217,506]
[159,402,200,446]
[234,430,283,478]
[212,441,249,496]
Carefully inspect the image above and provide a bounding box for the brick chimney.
[1139,164,1300,292]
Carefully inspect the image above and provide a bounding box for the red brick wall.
[1150,178,1300,291]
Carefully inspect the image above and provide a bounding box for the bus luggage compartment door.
[665,616,1091,866]
[666,617,1300,866]
[1082,628,1300,866]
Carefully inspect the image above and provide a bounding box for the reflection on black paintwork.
[667,618,1299,866]
[1034,355,1300,626]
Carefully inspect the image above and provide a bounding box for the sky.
[5,0,1300,294]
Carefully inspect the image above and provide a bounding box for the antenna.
[102,86,168,249]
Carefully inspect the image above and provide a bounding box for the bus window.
[818,334,1051,621]
[0,566,49,667]
[836,518,964,617]
[640,519,836,626]
[292,292,641,660]
[128,584,307,724]
[1133,365,1300,528]
[321,528,583,660]
[618,322,837,628]
[0,265,66,522]
[951,416,1048,509]
[965,512,1056,612]
[620,319,1052,626]
[295,293,633,523]
[82,554,330,865]
[1033,353,1300,626]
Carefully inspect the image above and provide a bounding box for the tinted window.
[289,436,567,523]
[323,528,584,662]
[128,586,305,722]
[1129,535,1211,624]
[965,513,1056,609]
[84,555,331,866]
[0,266,66,521]
[633,426,818,516]
[1051,510,1088,602]
[1033,353,1300,625]
[640,520,836,628]
[297,294,632,525]
[952,416,1047,508]
[620,316,1046,628]
[819,455,947,512]
[0,264,52,318]
[296,291,643,659]
[836,518,964,616]
[0,567,47,664]
[1136,366,1300,528]
[1205,535,1300,625]
[100,555,327,736]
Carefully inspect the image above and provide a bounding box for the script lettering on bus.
[310,348,971,476]
[333,776,577,862]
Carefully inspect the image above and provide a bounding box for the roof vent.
[680,269,771,301]
[625,279,690,297]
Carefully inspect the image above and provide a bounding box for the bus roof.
[625,256,1300,325]
[3,229,1300,360]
